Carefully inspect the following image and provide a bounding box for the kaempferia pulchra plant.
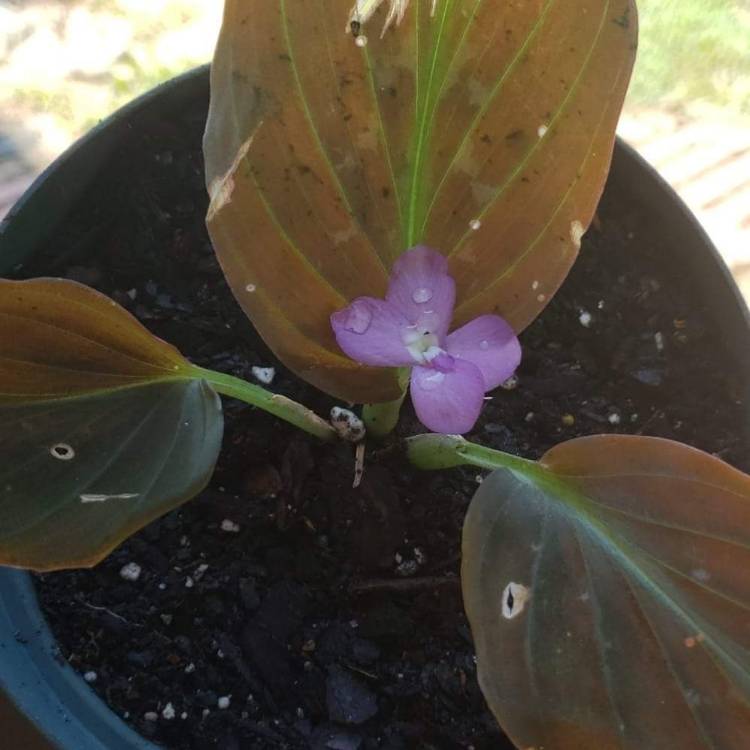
[2,2,749,747]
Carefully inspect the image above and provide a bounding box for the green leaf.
[461,435,750,749]
[0,278,223,571]
[204,0,637,403]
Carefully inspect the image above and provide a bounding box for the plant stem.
[190,366,337,442]
[362,368,410,438]
[406,433,544,479]
[363,393,406,438]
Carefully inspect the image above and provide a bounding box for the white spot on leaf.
[245,283,256,293]
[537,124,548,138]
[80,493,139,504]
[501,582,531,620]
[469,218,482,231]
[684,633,706,649]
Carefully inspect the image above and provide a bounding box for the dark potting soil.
[23,93,747,750]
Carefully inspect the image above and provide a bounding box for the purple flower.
[330,246,521,434]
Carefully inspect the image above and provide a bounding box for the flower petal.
[331,297,416,367]
[410,359,485,434]
[386,246,455,339]
[446,314,521,390]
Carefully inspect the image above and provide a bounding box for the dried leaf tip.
[347,0,438,38]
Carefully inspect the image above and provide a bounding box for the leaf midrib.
[406,0,452,246]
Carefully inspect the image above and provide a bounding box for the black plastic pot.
[0,66,748,749]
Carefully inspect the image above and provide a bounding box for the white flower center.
[403,325,440,363]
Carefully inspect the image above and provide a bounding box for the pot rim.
[0,64,210,277]
[0,65,747,750]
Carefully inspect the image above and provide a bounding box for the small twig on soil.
[349,574,459,595]
[344,663,378,681]
[353,440,366,488]
[81,601,133,625]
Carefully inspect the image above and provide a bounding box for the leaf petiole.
[406,433,544,479]
[362,367,410,438]
[190,366,337,442]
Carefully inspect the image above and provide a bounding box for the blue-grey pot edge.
[0,568,157,749]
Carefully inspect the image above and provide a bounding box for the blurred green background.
[631,0,750,114]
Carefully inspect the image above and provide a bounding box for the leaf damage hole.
[206,128,259,221]
[502,582,531,620]
[50,443,75,461]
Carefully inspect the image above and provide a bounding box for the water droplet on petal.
[417,370,446,391]
[344,303,372,334]
[479,339,489,350]
[412,287,433,304]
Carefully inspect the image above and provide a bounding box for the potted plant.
[1,2,749,749]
